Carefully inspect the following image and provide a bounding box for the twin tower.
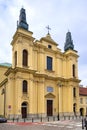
[0,7,80,118]
[17,8,74,52]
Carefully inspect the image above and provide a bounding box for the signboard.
[8,105,11,110]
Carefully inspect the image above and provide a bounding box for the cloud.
[0,0,87,86]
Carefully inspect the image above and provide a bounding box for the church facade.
[0,8,80,118]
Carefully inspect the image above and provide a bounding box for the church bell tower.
[11,8,34,68]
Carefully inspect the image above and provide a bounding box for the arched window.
[22,102,27,106]
[47,56,52,70]
[15,51,17,66]
[22,49,28,66]
[23,80,28,93]
[72,64,75,77]
[73,87,76,97]
[48,45,52,49]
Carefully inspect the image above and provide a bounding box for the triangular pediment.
[45,93,55,98]
[40,33,58,46]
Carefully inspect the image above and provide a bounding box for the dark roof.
[79,87,87,96]
[0,63,12,67]
[64,31,74,51]
[17,8,28,30]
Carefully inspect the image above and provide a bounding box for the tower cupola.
[17,8,28,30]
[64,31,74,51]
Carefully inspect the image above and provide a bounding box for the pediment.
[45,93,55,98]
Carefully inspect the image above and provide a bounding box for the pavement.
[0,119,83,130]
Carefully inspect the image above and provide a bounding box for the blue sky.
[0,0,87,86]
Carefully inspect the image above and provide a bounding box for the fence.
[8,115,81,123]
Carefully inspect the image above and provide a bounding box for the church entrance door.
[47,100,53,116]
[21,102,27,118]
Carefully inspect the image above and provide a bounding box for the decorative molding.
[45,93,55,98]
[9,77,15,80]
[22,93,29,100]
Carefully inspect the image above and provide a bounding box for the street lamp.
[1,86,6,117]
[57,82,62,120]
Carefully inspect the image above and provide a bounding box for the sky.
[0,0,87,86]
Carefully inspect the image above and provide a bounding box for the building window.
[48,45,52,49]
[80,98,83,104]
[23,80,28,93]
[73,87,76,97]
[72,64,75,77]
[47,56,52,70]
[15,51,17,66]
[47,87,53,92]
[22,49,28,66]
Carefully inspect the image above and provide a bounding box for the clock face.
[47,87,53,92]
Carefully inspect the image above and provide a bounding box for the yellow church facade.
[0,8,80,118]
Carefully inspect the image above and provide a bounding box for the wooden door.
[22,107,27,118]
[21,102,27,118]
[47,100,53,116]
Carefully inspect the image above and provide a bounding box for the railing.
[8,115,81,123]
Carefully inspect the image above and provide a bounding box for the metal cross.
[46,25,51,34]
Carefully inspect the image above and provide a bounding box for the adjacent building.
[79,87,87,116]
[0,8,80,118]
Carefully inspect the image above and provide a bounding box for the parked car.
[0,117,7,123]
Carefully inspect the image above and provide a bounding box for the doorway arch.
[21,102,28,118]
[80,108,84,116]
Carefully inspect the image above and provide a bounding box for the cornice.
[63,50,79,58]
[0,78,8,87]
[11,29,35,46]
[34,72,48,78]
[65,78,81,83]
[5,67,37,76]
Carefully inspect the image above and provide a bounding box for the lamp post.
[1,85,6,117]
[57,82,62,120]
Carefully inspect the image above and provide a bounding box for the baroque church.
[0,8,80,118]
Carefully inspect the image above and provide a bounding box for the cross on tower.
[46,25,51,34]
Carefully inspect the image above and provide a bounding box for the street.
[0,119,83,130]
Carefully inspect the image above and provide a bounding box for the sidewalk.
[7,115,82,124]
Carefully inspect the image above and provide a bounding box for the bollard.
[24,118,26,122]
[40,117,42,122]
[85,119,87,130]
[17,117,19,122]
[13,117,14,122]
[32,118,34,122]
[82,118,84,129]
[57,114,60,121]
[53,116,55,121]
[68,116,70,120]
[48,117,49,122]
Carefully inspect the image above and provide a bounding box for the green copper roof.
[0,62,12,67]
